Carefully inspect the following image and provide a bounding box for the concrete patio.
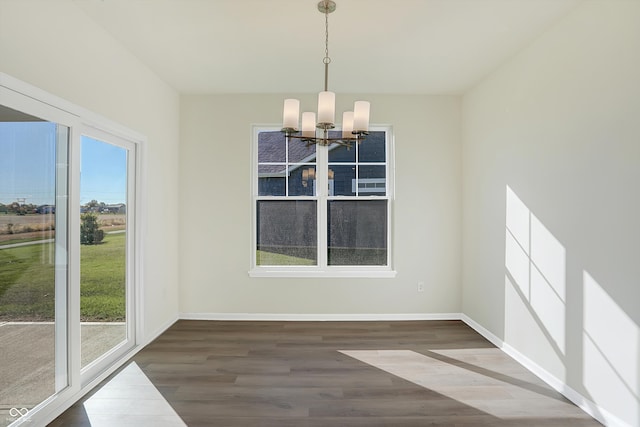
[0,322,125,426]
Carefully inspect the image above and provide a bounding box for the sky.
[0,122,127,206]
[80,136,127,205]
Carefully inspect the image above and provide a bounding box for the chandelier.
[281,0,370,147]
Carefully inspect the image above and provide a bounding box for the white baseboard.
[461,314,631,427]
[179,312,463,322]
[141,314,179,346]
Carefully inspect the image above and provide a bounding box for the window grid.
[252,126,394,277]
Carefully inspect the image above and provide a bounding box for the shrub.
[80,213,104,245]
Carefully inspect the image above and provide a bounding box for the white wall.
[0,0,181,338]
[462,1,640,426]
[179,94,461,316]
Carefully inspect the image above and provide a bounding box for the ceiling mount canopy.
[317,0,336,14]
[281,0,370,147]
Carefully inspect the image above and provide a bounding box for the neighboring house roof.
[257,131,350,177]
[258,131,317,177]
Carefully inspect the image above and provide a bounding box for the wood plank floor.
[50,320,601,426]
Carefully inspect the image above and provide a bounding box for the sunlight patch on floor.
[340,349,579,420]
[83,362,186,427]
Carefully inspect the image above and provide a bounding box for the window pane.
[358,131,386,162]
[257,201,317,265]
[329,165,356,196]
[0,117,68,423]
[328,142,356,162]
[258,165,286,196]
[80,136,128,369]
[289,165,315,196]
[258,131,285,163]
[288,138,316,163]
[327,200,387,266]
[358,165,386,196]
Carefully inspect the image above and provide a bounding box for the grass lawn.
[256,248,387,266]
[0,243,55,320]
[0,234,54,246]
[256,250,316,266]
[80,233,126,321]
[0,233,126,321]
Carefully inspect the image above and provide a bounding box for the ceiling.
[73,0,582,95]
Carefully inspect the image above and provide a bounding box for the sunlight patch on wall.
[583,271,639,427]
[505,186,566,354]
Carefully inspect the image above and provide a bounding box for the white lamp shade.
[317,91,335,125]
[342,111,354,138]
[353,101,370,132]
[302,112,316,137]
[283,99,300,130]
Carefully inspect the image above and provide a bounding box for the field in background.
[0,213,125,244]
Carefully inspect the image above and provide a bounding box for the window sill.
[249,268,397,279]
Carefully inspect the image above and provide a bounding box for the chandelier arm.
[296,136,367,142]
[283,132,368,141]
[284,132,368,148]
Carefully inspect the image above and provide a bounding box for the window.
[251,126,395,277]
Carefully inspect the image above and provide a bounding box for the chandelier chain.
[324,5,331,65]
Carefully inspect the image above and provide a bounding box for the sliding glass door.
[0,107,68,426]
[0,75,141,426]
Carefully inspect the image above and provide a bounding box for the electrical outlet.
[417,281,424,292]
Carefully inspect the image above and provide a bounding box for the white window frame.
[250,124,396,278]
[77,126,139,384]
